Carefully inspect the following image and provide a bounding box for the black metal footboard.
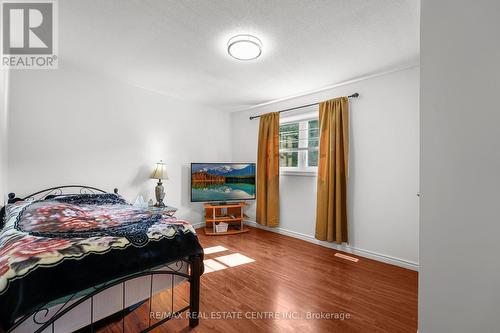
[8,255,202,333]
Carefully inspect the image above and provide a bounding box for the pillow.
[1,200,28,230]
[0,194,126,230]
[51,193,127,205]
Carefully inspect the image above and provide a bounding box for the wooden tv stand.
[204,202,250,236]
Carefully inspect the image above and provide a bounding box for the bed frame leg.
[189,254,201,328]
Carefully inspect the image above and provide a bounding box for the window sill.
[280,170,318,177]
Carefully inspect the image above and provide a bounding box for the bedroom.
[0,1,499,333]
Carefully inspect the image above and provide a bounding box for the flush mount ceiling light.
[227,34,262,60]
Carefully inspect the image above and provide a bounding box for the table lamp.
[150,160,168,207]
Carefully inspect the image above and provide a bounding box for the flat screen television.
[191,163,256,202]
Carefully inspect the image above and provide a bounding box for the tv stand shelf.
[204,202,250,236]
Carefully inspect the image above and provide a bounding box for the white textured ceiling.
[60,0,419,110]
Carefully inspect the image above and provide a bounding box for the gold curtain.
[256,112,280,227]
[315,97,349,243]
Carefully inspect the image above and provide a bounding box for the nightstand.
[147,205,177,218]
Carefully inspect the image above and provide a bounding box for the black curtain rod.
[248,93,359,120]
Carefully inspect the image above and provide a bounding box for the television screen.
[191,163,256,202]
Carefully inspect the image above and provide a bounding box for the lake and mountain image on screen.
[191,163,256,202]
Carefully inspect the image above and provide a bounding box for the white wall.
[230,67,420,268]
[0,70,8,204]
[419,1,500,332]
[7,64,231,222]
[7,64,420,267]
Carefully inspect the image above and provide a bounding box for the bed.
[0,186,203,333]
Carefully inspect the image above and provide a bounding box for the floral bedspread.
[0,194,196,294]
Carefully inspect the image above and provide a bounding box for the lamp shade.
[150,161,168,180]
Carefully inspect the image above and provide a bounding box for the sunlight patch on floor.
[214,253,255,267]
[203,259,228,273]
[204,245,228,255]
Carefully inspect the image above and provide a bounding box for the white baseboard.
[243,220,419,271]
[192,222,206,229]
[191,220,418,271]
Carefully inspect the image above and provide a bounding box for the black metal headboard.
[6,185,119,204]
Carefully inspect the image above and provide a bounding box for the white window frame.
[279,114,319,176]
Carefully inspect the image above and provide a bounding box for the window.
[279,118,319,174]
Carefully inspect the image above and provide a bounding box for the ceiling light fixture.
[227,34,262,60]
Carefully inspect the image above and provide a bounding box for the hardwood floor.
[100,226,418,333]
